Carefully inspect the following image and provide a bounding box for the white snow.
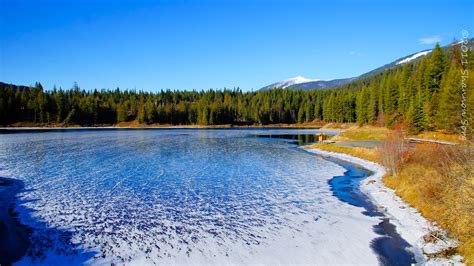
[267,76,321,89]
[305,148,465,265]
[396,50,431,65]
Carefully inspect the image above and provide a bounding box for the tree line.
[0,43,472,137]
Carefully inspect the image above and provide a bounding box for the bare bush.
[377,126,410,176]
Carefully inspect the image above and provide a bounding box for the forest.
[0,43,472,137]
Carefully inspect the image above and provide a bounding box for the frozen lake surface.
[0,129,412,265]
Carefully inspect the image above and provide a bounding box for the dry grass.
[408,130,465,144]
[331,126,391,142]
[383,143,474,264]
[307,143,378,162]
[321,122,356,130]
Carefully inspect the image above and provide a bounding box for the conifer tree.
[116,103,127,122]
[367,82,378,124]
[356,87,369,125]
[438,62,462,132]
[407,92,426,133]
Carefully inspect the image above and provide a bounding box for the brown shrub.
[377,126,411,176]
[384,142,474,263]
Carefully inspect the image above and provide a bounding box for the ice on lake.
[0,129,383,265]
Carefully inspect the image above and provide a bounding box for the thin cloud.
[349,51,363,56]
[419,36,442,44]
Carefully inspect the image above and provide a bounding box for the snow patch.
[267,76,321,89]
[396,50,431,65]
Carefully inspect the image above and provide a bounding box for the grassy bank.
[307,126,473,264]
[308,144,378,162]
[384,144,473,263]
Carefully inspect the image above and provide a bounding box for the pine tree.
[384,76,398,115]
[356,87,369,125]
[427,43,447,96]
[144,98,155,123]
[367,82,378,124]
[297,106,305,123]
[36,82,45,123]
[304,102,313,122]
[438,61,462,132]
[137,104,146,124]
[116,103,127,122]
[407,92,426,133]
[423,44,447,129]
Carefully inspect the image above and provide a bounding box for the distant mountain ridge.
[260,39,473,91]
[0,82,30,91]
[260,76,355,91]
[359,39,472,79]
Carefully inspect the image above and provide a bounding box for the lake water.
[0,129,412,265]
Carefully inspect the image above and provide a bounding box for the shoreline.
[0,177,31,265]
[0,122,328,130]
[0,125,327,133]
[305,147,464,265]
[318,154,416,264]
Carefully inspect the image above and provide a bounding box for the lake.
[0,129,413,265]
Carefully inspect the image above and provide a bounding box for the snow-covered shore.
[305,148,464,265]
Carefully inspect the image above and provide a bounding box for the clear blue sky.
[0,0,472,91]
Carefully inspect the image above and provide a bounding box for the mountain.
[260,76,320,90]
[285,77,355,90]
[261,39,473,91]
[395,50,431,65]
[260,76,354,91]
[357,49,432,79]
[260,49,434,91]
[359,39,473,78]
[0,82,31,91]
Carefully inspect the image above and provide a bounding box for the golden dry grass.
[321,122,356,130]
[306,143,378,162]
[384,144,474,264]
[408,130,466,144]
[331,126,391,142]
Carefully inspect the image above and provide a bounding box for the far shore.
[0,121,342,131]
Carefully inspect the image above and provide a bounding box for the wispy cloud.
[419,36,442,44]
[349,51,363,56]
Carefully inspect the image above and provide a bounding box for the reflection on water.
[251,134,322,145]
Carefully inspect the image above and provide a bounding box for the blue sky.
[0,0,473,91]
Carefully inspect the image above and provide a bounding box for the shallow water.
[324,158,415,265]
[251,133,321,145]
[0,129,411,265]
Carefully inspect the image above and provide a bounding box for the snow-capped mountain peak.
[287,76,321,84]
[264,76,321,89]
